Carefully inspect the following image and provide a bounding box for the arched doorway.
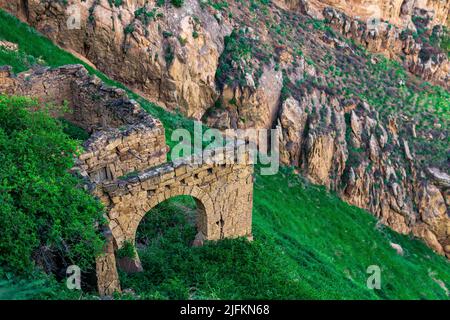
[116,195,209,273]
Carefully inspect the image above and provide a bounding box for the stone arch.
[129,185,217,245]
[112,185,218,273]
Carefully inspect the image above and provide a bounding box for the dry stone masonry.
[0,64,254,296]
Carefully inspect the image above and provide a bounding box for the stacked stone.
[0,66,16,94]
[98,151,254,249]
[0,64,170,183]
[0,63,255,297]
[77,124,168,183]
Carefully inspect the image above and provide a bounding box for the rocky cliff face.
[274,0,450,29]
[0,0,230,118]
[1,0,448,256]
[323,7,449,88]
[277,89,449,256]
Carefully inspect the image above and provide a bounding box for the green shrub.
[124,24,135,34]
[108,0,123,7]
[59,118,90,142]
[0,95,104,273]
[0,48,42,73]
[164,45,174,65]
[215,29,254,88]
[117,241,136,259]
[171,0,184,8]
[134,7,157,26]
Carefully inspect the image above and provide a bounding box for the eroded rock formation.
[0,0,230,118]
[274,0,450,29]
[276,90,449,257]
[323,6,449,87]
[0,1,448,257]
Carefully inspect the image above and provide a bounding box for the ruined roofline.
[101,140,251,186]
[0,64,168,183]
[1,63,164,132]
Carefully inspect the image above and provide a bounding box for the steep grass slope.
[0,9,448,300]
[120,169,449,299]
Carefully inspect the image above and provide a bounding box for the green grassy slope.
[0,9,448,300]
[120,169,449,299]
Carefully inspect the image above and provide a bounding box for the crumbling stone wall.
[98,155,254,248]
[0,66,17,93]
[0,64,169,181]
[0,64,254,296]
[78,125,168,183]
[91,149,254,294]
[0,64,149,131]
[95,229,121,296]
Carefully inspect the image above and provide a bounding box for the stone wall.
[1,64,153,132]
[95,229,121,297]
[0,64,254,296]
[97,153,254,247]
[0,0,230,118]
[0,64,169,182]
[78,125,167,183]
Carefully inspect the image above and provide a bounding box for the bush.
[117,241,136,259]
[171,0,184,8]
[0,95,104,274]
[124,24,135,34]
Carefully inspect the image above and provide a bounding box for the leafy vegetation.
[171,0,184,8]
[0,96,105,275]
[409,19,449,58]
[216,28,269,89]
[117,241,136,260]
[208,1,448,168]
[108,0,123,8]
[134,6,158,26]
[120,168,449,299]
[59,118,90,142]
[0,9,206,154]
[0,47,43,73]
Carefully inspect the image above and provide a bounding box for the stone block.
[175,166,187,176]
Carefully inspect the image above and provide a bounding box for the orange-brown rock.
[274,0,450,28]
[322,6,449,87]
[275,89,449,258]
[0,0,230,119]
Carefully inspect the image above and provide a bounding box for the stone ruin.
[0,64,254,296]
